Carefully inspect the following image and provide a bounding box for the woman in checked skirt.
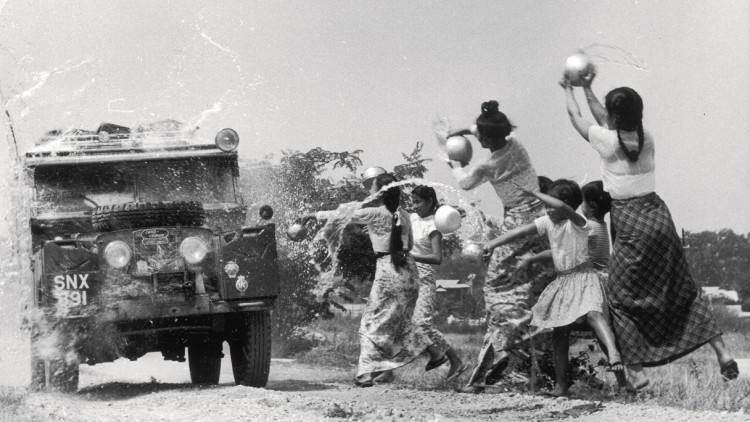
[561,70,738,389]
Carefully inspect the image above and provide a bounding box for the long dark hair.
[476,100,515,141]
[374,173,407,269]
[581,180,611,220]
[605,87,644,162]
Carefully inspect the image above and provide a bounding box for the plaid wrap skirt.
[609,193,720,366]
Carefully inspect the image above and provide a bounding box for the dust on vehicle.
[25,120,279,392]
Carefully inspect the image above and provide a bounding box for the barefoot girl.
[485,180,626,397]
[302,173,451,387]
[562,72,738,388]
[438,100,553,393]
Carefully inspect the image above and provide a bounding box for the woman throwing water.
[302,173,462,387]
[561,71,738,388]
[439,101,554,393]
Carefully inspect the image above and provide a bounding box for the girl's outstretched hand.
[481,243,494,263]
[559,77,573,90]
[517,256,532,270]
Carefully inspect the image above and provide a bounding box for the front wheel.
[188,339,222,384]
[30,328,80,393]
[227,311,271,387]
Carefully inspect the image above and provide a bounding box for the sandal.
[425,354,449,372]
[483,357,509,386]
[457,384,485,394]
[446,363,470,381]
[606,361,628,389]
[720,359,740,381]
[538,390,568,398]
[373,370,395,384]
[354,379,374,388]
[625,379,650,394]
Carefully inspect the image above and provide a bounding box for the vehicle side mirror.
[259,205,273,220]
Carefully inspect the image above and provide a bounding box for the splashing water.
[0,110,34,386]
[307,179,492,298]
[582,43,650,72]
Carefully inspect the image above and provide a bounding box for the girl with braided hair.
[301,173,459,387]
[439,100,555,393]
[562,71,738,390]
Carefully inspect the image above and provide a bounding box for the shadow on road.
[77,382,232,401]
[266,379,339,392]
[76,379,337,400]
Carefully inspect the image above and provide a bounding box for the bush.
[271,256,334,342]
[709,304,750,334]
[296,314,362,367]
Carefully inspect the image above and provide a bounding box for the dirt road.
[2,344,749,422]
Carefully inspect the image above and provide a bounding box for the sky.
[1,0,748,235]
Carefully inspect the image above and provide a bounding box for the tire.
[30,352,46,391]
[49,359,80,393]
[188,339,223,384]
[228,311,271,387]
[30,331,80,393]
[91,201,204,232]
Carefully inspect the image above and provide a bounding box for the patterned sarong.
[467,200,555,385]
[412,264,450,354]
[357,255,432,377]
[609,193,720,366]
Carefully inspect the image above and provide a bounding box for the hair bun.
[481,100,500,117]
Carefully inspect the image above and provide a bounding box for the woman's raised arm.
[581,71,608,126]
[562,79,594,141]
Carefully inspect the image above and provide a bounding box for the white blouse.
[588,125,655,200]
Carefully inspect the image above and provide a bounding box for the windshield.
[33,157,238,214]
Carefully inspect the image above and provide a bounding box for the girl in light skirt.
[483,180,626,397]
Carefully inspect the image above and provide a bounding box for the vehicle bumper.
[73,296,276,324]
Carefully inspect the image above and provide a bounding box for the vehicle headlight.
[104,241,132,269]
[180,237,208,264]
[215,128,239,152]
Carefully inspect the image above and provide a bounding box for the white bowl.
[434,205,462,234]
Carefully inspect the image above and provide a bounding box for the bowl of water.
[564,53,595,86]
[461,242,485,262]
[446,136,473,163]
[286,223,309,241]
[435,205,462,234]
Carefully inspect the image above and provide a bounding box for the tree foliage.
[393,141,431,180]
[684,229,750,308]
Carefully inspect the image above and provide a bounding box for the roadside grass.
[294,314,361,368]
[293,306,750,412]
